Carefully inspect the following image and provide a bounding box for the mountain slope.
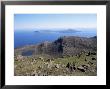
[14,36,97,76]
[15,36,97,58]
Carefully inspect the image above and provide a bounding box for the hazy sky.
[14,14,97,30]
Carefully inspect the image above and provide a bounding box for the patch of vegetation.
[14,52,96,76]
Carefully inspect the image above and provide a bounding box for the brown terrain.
[14,36,97,76]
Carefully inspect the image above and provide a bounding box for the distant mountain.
[34,30,52,33]
[34,29,80,33]
[90,36,97,39]
[34,31,39,32]
[15,36,97,58]
[58,29,80,33]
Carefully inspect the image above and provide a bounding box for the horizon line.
[15,27,97,30]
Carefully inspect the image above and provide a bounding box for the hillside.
[15,36,96,57]
[14,36,97,76]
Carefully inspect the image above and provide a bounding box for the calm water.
[22,50,34,56]
[14,29,96,48]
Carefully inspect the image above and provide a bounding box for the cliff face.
[33,36,97,57]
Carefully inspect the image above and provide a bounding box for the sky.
[14,14,97,31]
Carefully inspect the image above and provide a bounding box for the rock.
[38,66,42,69]
[61,64,65,67]
[91,52,96,55]
[37,71,42,76]
[73,66,76,70]
[92,58,96,60]
[86,52,91,56]
[69,66,73,72]
[25,73,30,76]
[30,62,34,65]
[46,59,51,62]
[66,62,76,72]
[85,64,90,67]
[88,61,93,65]
[77,66,85,72]
[34,58,38,60]
[66,63,70,68]
[85,58,87,61]
[90,69,95,72]
[43,74,47,76]
[31,74,36,76]
[17,55,23,60]
[38,57,43,60]
[55,64,60,68]
[47,63,53,69]
[82,64,89,70]
[69,66,76,72]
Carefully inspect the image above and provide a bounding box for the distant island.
[34,29,80,33]
[34,31,39,32]
[58,29,80,33]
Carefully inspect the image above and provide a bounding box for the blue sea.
[14,29,96,48]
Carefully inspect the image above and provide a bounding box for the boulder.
[92,58,96,60]
[55,64,60,68]
[77,66,85,72]
[38,57,43,60]
[69,66,76,72]
[82,65,89,70]
[88,61,93,65]
[66,63,70,68]
[17,55,23,60]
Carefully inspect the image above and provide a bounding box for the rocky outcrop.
[34,36,97,57]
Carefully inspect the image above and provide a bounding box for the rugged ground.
[14,36,97,76]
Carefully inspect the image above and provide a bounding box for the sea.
[14,29,96,48]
